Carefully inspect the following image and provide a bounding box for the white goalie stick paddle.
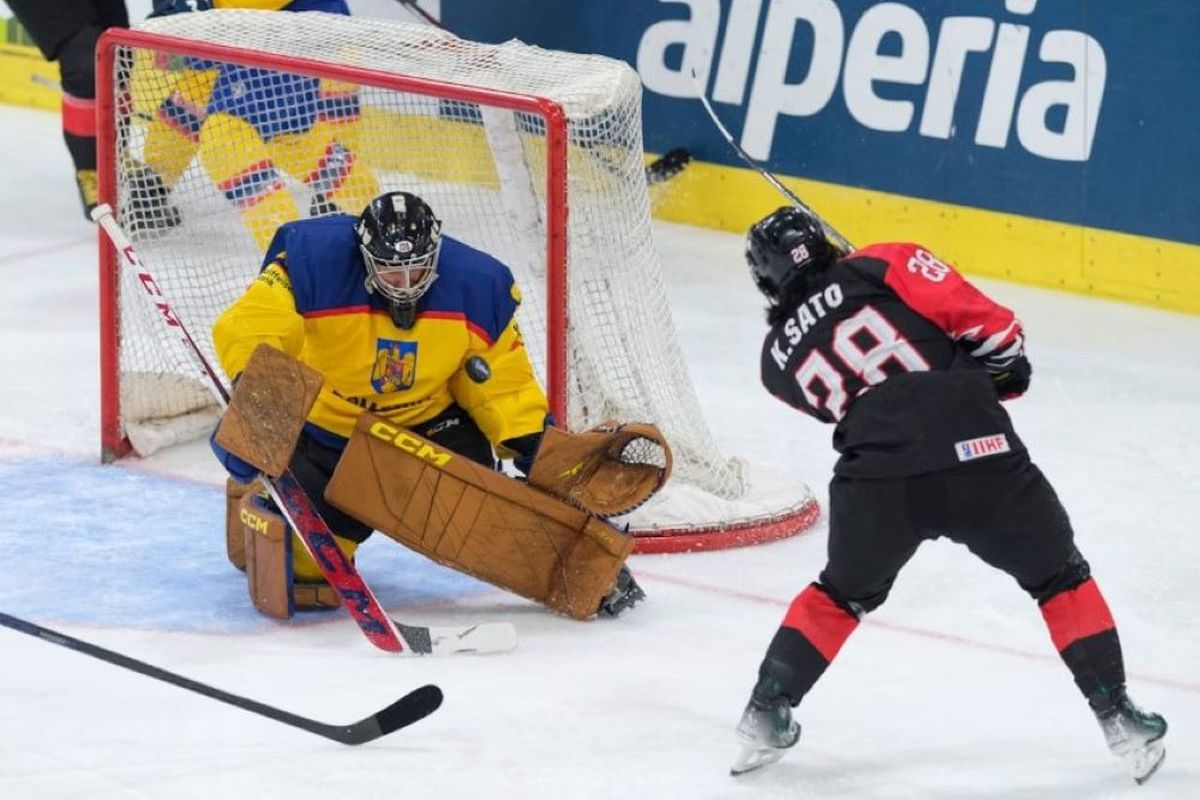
[92,204,517,657]
[688,69,854,254]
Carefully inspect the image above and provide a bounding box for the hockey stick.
[688,70,853,253]
[393,0,442,27]
[0,611,442,744]
[391,0,691,186]
[92,204,517,657]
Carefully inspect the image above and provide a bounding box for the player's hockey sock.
[759,583,861,704]
[1039,577,1126,701]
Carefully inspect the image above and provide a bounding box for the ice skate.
[730,695,800,776]
[597,566,645,617]
[1093,688,1167,785]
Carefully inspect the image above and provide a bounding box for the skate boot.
[1091,687,1167,785]
[123,165,182,235]
[75,169,99,219]
[597,566,645,617]
[730,681,800,776]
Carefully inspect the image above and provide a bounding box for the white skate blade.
[1130,741,1166,785]
[730,744,786,776]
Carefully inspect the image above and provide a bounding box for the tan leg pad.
[239,492,292,619]
[225,478,264,571]
[325,414,632,620]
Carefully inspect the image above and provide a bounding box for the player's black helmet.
[745,206,837,304]
[356,191,442,324]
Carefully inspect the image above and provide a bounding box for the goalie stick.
[688,69,854,254]
[0,612,442,744]
[92,204,517,657]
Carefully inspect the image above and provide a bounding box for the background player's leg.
[6,0,130,216]
[197,113,299,253]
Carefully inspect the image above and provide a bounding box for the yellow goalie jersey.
[212,215,549,452]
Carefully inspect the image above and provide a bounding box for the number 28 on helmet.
[744,206,837,304]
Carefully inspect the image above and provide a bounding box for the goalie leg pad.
[224,477,264,571]
[325,414,633,620]
[238,493,340,619]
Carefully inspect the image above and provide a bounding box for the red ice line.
[637,569,1199,695]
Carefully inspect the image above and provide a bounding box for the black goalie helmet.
[745,206,837,303]
[356,191,443,310]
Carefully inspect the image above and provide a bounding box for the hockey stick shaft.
[91,204,406,653]
[392,0,443,28]
[0,612,442,744]
[688,71,854,254]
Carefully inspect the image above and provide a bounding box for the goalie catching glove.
[526,422,673,517]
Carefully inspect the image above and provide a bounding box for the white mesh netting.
[104,10,815,542]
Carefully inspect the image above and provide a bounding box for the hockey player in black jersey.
[730,206,1167,784]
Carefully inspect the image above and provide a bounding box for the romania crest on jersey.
[372,339,417,393]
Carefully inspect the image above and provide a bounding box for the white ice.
[1,104,1197,799]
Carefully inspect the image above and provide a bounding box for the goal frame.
[94,25,820,554]
[96,27,569,463]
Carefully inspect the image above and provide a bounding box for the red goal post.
[95,10,818,553]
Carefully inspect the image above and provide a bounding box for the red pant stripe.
[1039,578,1115,652]
[781,584,859,662]
[62,94,96,138]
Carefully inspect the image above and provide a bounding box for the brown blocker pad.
[214,343,323,478]
[325,413,633,619]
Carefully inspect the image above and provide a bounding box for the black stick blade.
[372,684,443,741]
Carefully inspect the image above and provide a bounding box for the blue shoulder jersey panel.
[422,237,519,345]
[261,215,519,341]
[283,1,349,14]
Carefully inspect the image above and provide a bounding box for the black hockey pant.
[758,453,1125,707]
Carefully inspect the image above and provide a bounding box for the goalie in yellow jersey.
[137,0,378,250]
[211,191,662,621]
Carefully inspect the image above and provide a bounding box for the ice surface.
[1,104,1197,798]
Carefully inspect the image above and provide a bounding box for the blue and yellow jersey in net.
[212,215,548,450]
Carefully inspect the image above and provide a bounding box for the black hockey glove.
[985,354,1032,400]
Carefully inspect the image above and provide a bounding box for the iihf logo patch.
[955,433,1011,462]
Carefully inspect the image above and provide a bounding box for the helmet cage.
[360,229,442,306]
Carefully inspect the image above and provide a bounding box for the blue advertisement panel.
[444,0,1199,246]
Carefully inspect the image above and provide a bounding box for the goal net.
[96,9,817,552]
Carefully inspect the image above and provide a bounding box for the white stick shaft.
[689,73,854,253]
[92,203,230,407]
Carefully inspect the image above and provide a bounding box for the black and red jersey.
[760,242,1028,477]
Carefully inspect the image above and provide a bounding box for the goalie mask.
[357,191,443,329]
[745,206,836,304]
